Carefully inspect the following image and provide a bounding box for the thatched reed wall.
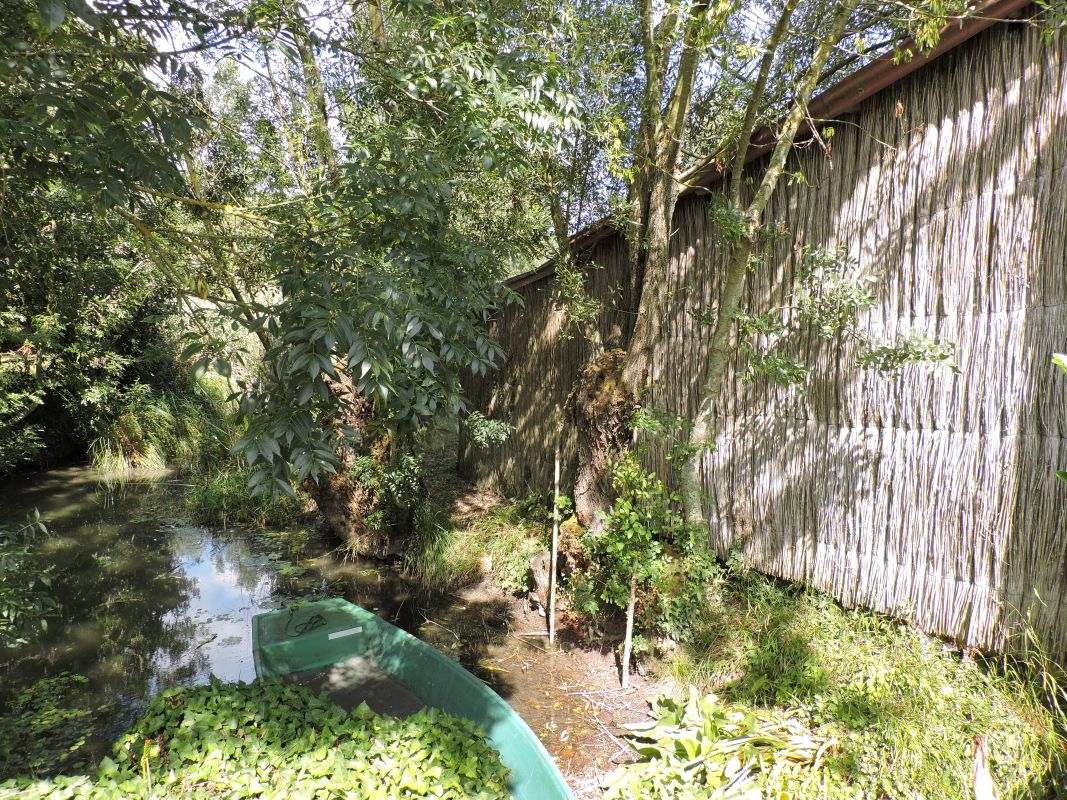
[460,20,1067,655]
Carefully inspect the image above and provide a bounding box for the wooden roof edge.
[505,0,1034,291]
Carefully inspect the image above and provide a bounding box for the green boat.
[252,597,573,800]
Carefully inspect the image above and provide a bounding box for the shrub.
[566,454,718,644]
[0,368,45,473]
[88,375,234,474]
[463,411,512,448]
[404,500,545,594]
[88,384,177,471]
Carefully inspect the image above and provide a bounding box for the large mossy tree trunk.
[568,350,636,533]
[303,384,401,558]
[563,1,709,530]
[310,471,393,557]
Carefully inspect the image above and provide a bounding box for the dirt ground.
[413,466,664,797]
[424,574,662,799]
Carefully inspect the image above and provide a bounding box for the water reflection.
[0,468,320,750]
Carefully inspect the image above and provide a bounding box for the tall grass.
[88,378,231,473]
[90,376,306,528]
[89,389,177,472]
[403,499,547,595]
[184,466,305,528]
[662,566,1066,798]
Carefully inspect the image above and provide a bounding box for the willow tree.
[674,0,861,522]
[560,0,974,530]
[568,0,721,530]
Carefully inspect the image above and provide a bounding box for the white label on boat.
[327,626,363,640]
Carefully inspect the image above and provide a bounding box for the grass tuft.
[89,378,232,474]
[662,567,1066,799]
[403,498,547,595]
[184,466,306,528]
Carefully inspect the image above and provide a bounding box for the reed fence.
[460,20,1067,655]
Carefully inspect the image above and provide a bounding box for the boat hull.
[252,597,573,800]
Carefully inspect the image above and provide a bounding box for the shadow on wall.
[462,235,632,496]
[694,22,1067,655]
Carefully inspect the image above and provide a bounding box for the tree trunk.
[680,0,862,527]
[622,165,675,388]
[568,350,636,532]
[291,15,337,180]
[620,570,638,688]
[309,471,394,558]
[623,1,706,388]
[303,384,402,558]
[264,50,312,193]
[566,1,709,530]
[549,440,560,645]
[367,0,387,48]
[286,8,398,554]
[680,239,753,525]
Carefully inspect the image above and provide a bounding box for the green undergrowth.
[660,567,1066,799]
[404,497,547,595]
[183,465,307,528]
[1,679,509,799]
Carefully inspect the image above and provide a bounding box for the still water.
[0,466,613,789]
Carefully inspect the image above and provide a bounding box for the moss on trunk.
[567,349,636,534]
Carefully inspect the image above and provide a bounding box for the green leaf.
[38,0,67,31]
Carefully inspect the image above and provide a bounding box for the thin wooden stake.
[549,439,560,647]
[620,571,637,688]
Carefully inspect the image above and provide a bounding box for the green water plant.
[0,674,107,778]
[184,465,306,528]
[2,678,509,799]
